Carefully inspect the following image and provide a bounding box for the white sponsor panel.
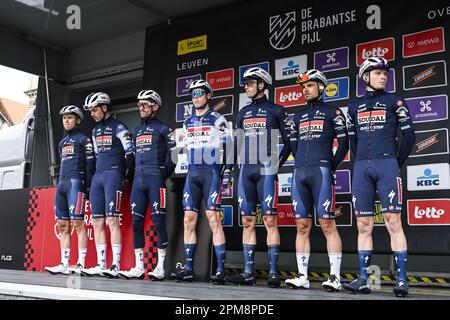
[278,173,292,196]
[275,55,307,80]
[407,163,450,191]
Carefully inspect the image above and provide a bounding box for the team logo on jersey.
[136,135,152,146]
[62,145,74,156]
[357,110,386,124]
[243,118,267,130]
[299,120,324,134]
[95,135,112,146]
[187,126,212,138]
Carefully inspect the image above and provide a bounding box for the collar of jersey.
[365,90,385,98]
[143,116,158,125]
[252,95,268,104]
[66,127,79,136]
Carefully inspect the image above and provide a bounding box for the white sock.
[96,245,107,269]
[77,248,87,267]
[61,248,70,267]
[329,252,342,278]
[112,244,122,270]
[135,249,144,270]
[296,253,310,278]
[156,249,166,270]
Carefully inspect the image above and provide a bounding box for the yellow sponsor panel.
[177,35,207,55]
[325,83,338,97]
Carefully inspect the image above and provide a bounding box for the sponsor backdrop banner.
[144,0,450,254]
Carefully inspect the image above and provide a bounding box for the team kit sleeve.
[83,136,95,189]
[289,113,299,159]
[116,123,135,181]
[346,104,358,158]
[395,97,416,168]
[91,129,98,156]
[331,108,349,171]
[276,108,292,168]
[163,125,177,178]
[215,114,233,172]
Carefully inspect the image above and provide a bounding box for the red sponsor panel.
[25,186,158,277]
[403,27,445,58]
[356,38,395,66]
[408,199,450,226]
[277,203,295,226]
[206,68,234,90]
[275,85,306,107]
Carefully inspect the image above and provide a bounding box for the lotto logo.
[408,199,450,226]
[356,38,395,66]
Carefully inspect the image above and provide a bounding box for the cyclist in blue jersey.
[343,57,415,297]
[45,106,94,275]
[226,67,291,288]
[285,69,348,291]
[119,90,176,281]
[81,92,135,278]
[173,80,231,284]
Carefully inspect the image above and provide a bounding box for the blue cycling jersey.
[133,116,176,177]
[290,100,348,171]
[235,95,291,168]
[346,91,415,167]
[91,116,134,173]
[183,108,231,171]
[58,127,94,187]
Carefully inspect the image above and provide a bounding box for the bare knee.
[263,215,277,230]
[242,217,256,232]
[384,214,403,234]
[320,220,337,236]
[72,221,85,233]
[357,218,374,236]
[184,213,197,232]
[58,221,70,234]
[296,220,311,237]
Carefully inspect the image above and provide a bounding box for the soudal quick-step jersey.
[58,127,94,186]
[346,91,415,167]
[235,95,291,167]
[92,116,134,173]
[290,100,349,170]
[133,116,176,177]
[183,108,231,171]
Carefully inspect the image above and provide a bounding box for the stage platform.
[0,269,448,300]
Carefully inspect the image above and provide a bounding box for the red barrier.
[24,186,157,277]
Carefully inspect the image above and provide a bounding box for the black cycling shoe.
[343,277,372,294]
[267,273,281,288]
[210,271,226,285]
[172,268,194,282]
[393,279,409,297]
[226,272,257,286]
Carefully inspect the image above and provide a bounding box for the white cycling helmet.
[83,92,111,110]
[359,57,389,79]
[243,67,272,85]
[59,105,84,120]
[137,90,162,106]
[296,69,328,87]
[188,79,213,97]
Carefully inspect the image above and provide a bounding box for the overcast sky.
[0,65,38,105]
